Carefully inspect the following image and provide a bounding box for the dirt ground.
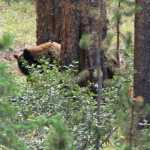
[0,51,24,75]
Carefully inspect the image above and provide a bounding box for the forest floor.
[0,0,36,75]
[0,51,23,75]
[0,0,36,49]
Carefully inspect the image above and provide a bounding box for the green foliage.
[0,63,75,150]
[102,57,150,149]
[0,32,14,51]
[13,64,98,149]
[110,0,135,20]
[0,63,17,97]
[13,60,150,149]
[123,31,133,52]
[45,115,74,150]
[79,33,93,49]
[105,0,134,61]
[0,102,28,150]
[0,63,28,150]
[18,62,147,150]
[0,99,73,150]
[0,1,149,150]
[0,54,149,150]
[0,0,36,49]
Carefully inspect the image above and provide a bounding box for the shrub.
[0,32,14,51]
[0,63,74,150]
[13,63,99,149]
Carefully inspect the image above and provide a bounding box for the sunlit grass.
[0,0,36,49]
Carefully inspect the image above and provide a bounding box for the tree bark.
[134,1,150,104]
[79,0,107,81]
[60,0,80,65]
[36,0,62,44]
[36,0,108,82]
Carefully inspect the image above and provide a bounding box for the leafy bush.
[0,63,28,150]
[102,59,150,150]
[0,32,14,51]
[0,100,28,150]
[44,115,74,150]
[0,63,17,97]
[0,63,74,150]
[13,64,96,149]
[79,33,93,49]
[0,99,73,150]
[14,61,141,149]
[11,63,117,149]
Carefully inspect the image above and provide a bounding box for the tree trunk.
[134,1,150,104]
[36,0,62,44]
[116,1,121,67]
[60,0,80,65]
[36,0,107,82]
[79,0,107,81]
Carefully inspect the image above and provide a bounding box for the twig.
[100,127,117,147]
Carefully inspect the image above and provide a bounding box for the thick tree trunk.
[60,0,80,65]
[60,0,107,69]
[36,0,62,44]
[36,0,107,82]
[134,1,150,104]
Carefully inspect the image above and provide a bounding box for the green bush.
[44,115,74,150]
[0,63,74,150]
[13,64,97,149]
[15,62,139,149]
[0,63,28,150]
[102,58,150,150]
[12,62,115,149]
[0,33,14,51]
[0,63,17,97]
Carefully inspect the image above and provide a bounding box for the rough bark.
[36,0,62,44]
[36,0,108,82]
[59,0,107,70]
[60,0,80,65]
[134,1,150,104]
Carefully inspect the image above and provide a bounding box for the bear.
[14,41,61,75]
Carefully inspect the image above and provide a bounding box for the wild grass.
[0,0,36,50]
